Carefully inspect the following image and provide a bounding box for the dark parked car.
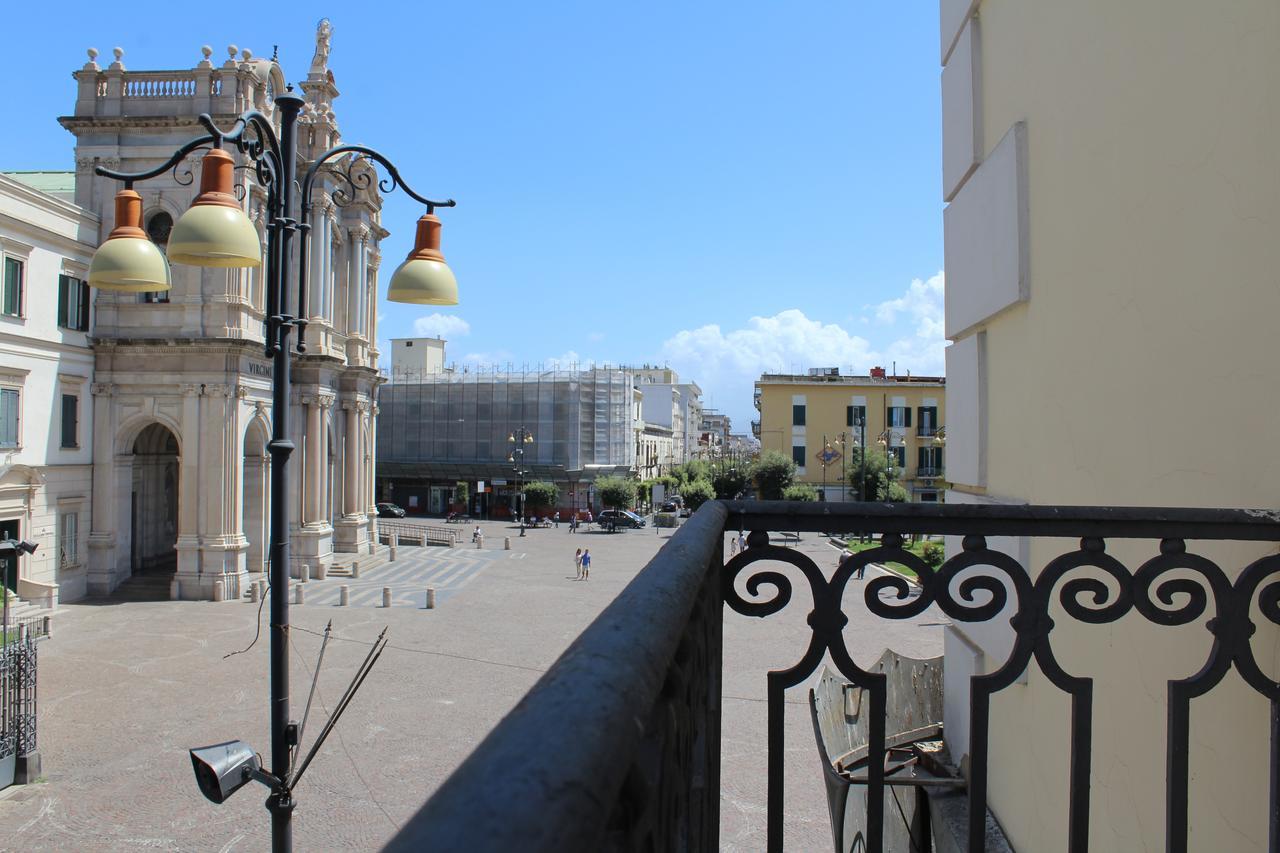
[598,509,646,529]
[376,502,406,518]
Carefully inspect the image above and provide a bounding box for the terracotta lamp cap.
[191,147,242,210]
[406,213,446,263]
[108,188,147,240]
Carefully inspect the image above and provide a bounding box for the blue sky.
[2,2,943,429]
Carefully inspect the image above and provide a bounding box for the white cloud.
[412,313,471,339]
[657,271,945,427]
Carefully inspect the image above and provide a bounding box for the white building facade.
[52,27,383,601]
[0,173,99,606]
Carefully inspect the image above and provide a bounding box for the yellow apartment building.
[940,0,1279,848]
[753,367,945,501]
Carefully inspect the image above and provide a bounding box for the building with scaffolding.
[376,365,639,517]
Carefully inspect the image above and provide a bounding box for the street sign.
[477,480,485,492]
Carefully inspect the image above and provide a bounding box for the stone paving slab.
[0,519,946,851]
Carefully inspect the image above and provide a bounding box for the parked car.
[598,509,647,529]
[376,502,406,518]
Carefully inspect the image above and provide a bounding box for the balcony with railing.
[751,419,761,438]
[385,500,1280,852]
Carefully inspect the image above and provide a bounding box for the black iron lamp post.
[877,429,897,503]
[86,94,456,853]
[509,427,534,535]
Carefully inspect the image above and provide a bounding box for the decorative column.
[343,401,360,516]
[86,383,118,595]
[304,394,323,527]
[173,383,203,595]
[333,398,370,553]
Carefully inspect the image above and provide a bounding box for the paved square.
[0,520,945,851]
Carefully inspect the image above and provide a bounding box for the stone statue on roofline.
[310,18,333,75]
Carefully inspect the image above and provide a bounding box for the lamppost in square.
[86,93,457,853]
[509,427,534,535]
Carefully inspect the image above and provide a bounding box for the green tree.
[523,481,560,512]
[848,449,908,502]
[711,465,750,500]
[751,450,796,500]
[453,481,470,506]
[595,476,637,510]
[682,479,716,510]
[782,483,819,501]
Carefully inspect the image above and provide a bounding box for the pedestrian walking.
[730,536,739,556]
[581,549,591,579]
[554,511,560,528]
[738,532,746,553]
[574,548,583,580]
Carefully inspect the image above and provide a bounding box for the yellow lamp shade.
[89,188,172,291]
[168,203,262,268]
[387,257,458,305]
[88,235,172,292]
[387,212,458,305]
[166,148,261,268]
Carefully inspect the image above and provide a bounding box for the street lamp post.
[877,429,896,503]
[87,95,457,853]
[509,427,534,536]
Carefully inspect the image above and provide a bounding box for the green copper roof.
[4,171,76,200]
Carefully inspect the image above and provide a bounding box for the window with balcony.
[917,406,939,436]
[792,404,806,426]
[917,446,943,476]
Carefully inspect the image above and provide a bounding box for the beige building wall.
[941,0,1280,848]
[754,373,945,501]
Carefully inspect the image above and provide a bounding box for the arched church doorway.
[130,423,179,575]
[243,420,269,573]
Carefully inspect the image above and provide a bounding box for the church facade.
[56,26,384,600]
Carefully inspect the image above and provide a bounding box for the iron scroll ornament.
[723,530,1280,853]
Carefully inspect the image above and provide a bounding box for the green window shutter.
[58,275,69,327]
[918,447,927,468]
[904,407,912,427]
[61,395,77,448]
[2,258,19,315]
[78,279,91,331]
[846,405,853,427]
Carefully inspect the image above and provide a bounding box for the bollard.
[426,587,436,609]
[42,615,51,638]
[300,564,310,584]
[258,579,268,600]
[475,535,483,550]
[250,582,260,603]
[504,537,511,550]
[351,561,360,579]
[383,587,392,608]
[170,578,181,601]
[340,585,350,606]
[389,543,397,562]
[213,580,225,602]
[315,562,327,581]
[295,584,305,605]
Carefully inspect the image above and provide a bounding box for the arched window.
[141,211,172,304]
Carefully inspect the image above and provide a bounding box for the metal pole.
[821,433,827,501]
[266,92,304,853]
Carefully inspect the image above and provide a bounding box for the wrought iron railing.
[385,500,1280,853]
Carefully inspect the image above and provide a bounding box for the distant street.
[0,518,945,851]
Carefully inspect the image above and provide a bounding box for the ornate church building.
[61,25,383,599]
